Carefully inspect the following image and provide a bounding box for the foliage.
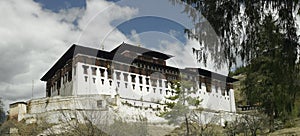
[162,80,202,135]
[241,14,300,131]
[0,97,5,124]
[224,112,269,136]
[229,66,248,77]
[107,118,149,136]
[174,0,300,131]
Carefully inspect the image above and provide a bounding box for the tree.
[172,0,300,131]
[225,112,268,136]
[162,80,202,136]
[0,97,5,124]
[242,14,299,131]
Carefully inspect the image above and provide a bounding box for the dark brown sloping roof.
[183,68,238,83]
[41,44,112,81]
[110,42,173,60]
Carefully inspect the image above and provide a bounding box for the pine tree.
[162,80,202,135]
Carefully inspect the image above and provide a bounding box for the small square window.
[97,100,103,108]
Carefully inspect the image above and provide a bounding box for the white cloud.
[158,37,229,75]
[0,0,138,111]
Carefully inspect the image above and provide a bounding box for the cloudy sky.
[0,0,229,111]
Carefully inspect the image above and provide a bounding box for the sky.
[0,0,229,112]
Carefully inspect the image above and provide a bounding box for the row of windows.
[83,65,169,88]
[82,65,230,96]
[131,62,178,75]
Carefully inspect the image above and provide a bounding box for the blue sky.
[34,0,191,46]
[34,0,86,12]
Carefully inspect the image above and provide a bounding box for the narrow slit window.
[99,68,105,77]
[116,72,121,80]
[139,76,143,84]
[84,76,88,82]
[131,75,136,83]
[146,78,150,85]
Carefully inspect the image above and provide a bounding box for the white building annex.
[10,42,238,125]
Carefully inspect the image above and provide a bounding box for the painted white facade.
[9,102,27,121]
[45,53,236,113]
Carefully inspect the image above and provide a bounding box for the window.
[116,72,121,80]
[132,84,135,89]
[68,71,72,82]
[117,82,120,87]
[153,88,156,93]
[199,82,202,89]
[131,75,136,83]
[91,67,97,75]
[146,87,149,92]
[99,68,105,77]
[159,80,162,87]
[125,83,128,88]
[221,88,225,96]
[57,80,61,89]
[140,86,143,91]
[215,86,218,93]
[206,84,212,93]
[107,69,113,79]
[123,73,128,81]
[151,79,157,87]
[101,79,104,85]
[83,65,89,74]
[73,66,76,75]
[93,78,96,83]
[109,80,112,86]
[164,81,168,88]
[84,76,88,82]
[139,76,143,84]
[97,100,103,108]
[160,89,162,94]
[146,78,150,85]
[166,90,168,95]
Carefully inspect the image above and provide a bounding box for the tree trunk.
[185,114,189,136]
